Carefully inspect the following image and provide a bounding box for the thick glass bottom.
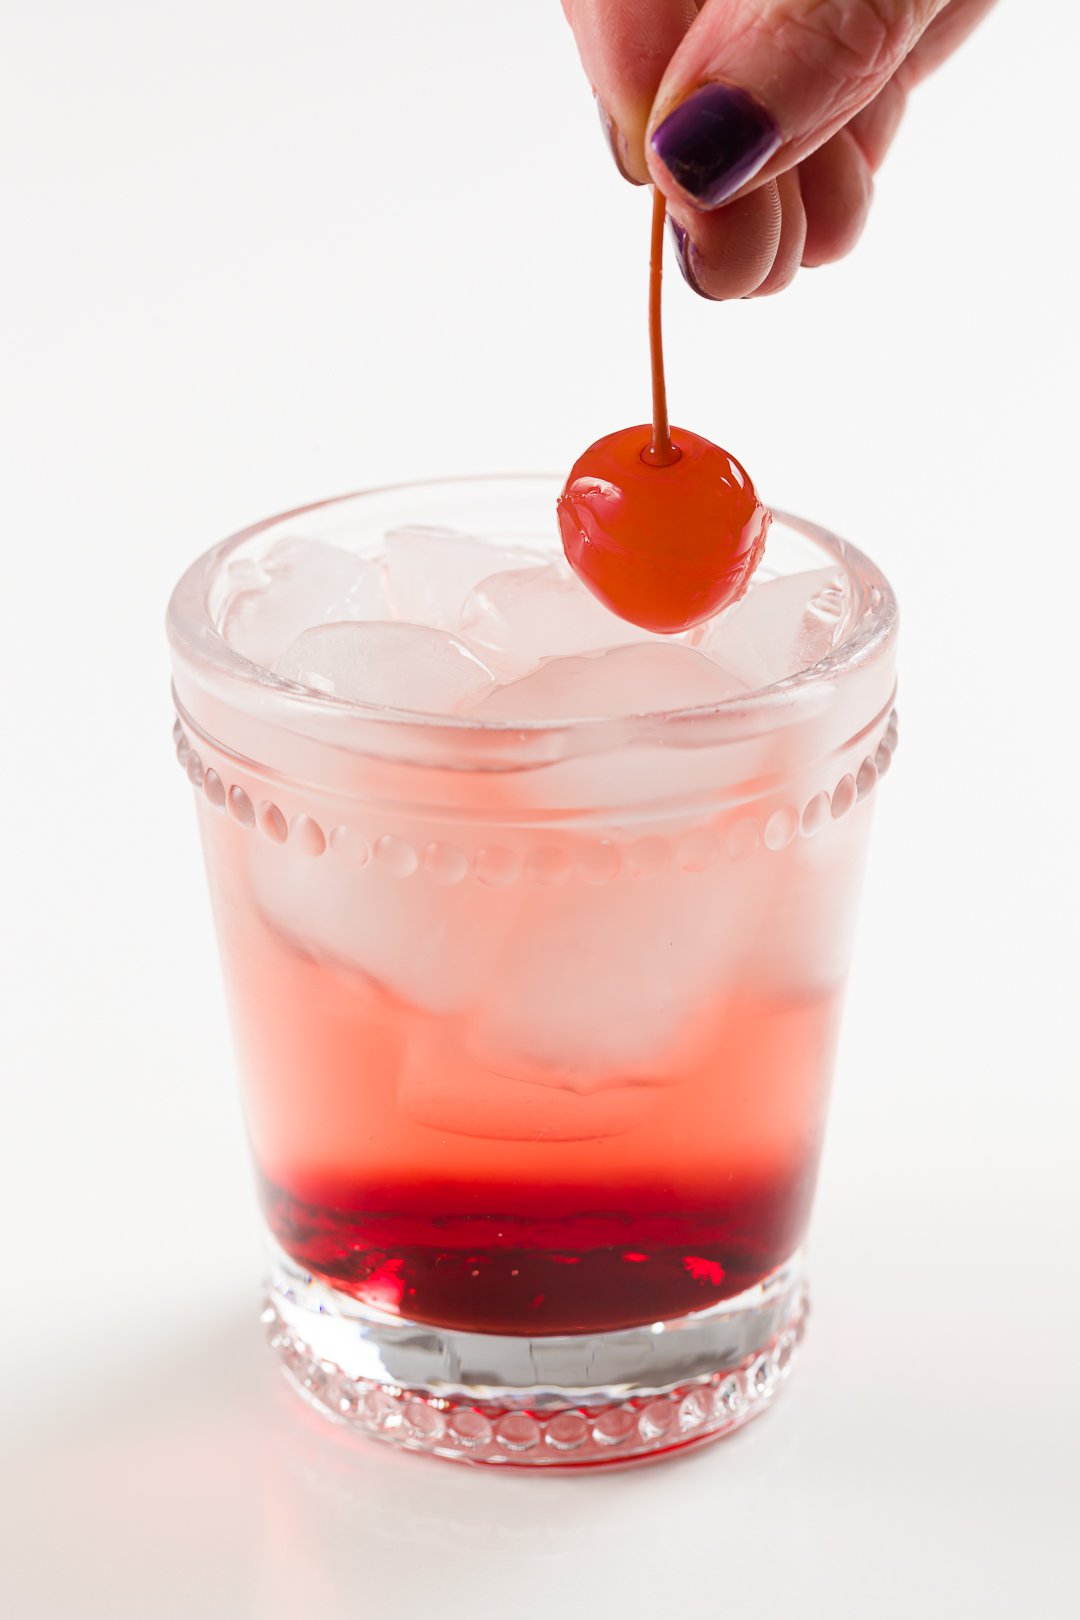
[265,1239,807,1467]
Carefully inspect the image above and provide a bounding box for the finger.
[798,126,874,267]
[847,75,908,171]
[900,0,998,84]
[747,169,807,296]
[848,0,998,171]
[561,0,699,183]
[646,0,946,211]
[668,182,784,300]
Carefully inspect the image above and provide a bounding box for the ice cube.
[460,562,654,674]
[398,1015,662,1142]
[468,642,750,723]
[464,857,754,1102]
[275,621,496,714]
[251,835,519,1017]
[222,538,390,669]
[740,799,875,992]
[698,567,849,689]
[384,526,544,630]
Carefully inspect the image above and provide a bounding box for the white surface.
[2,3,1078,1616]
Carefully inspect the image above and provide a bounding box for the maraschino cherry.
[557,189,770,635]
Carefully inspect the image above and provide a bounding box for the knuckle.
[780,0,934,110]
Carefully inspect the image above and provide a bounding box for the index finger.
[562,0,699,183]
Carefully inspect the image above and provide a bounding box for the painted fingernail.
[595,94,644,186]
[650,83,781,210]
[668,219,709,298]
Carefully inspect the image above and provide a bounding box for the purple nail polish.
[668,219,709,298]
[595,94,643,186]
[651,83,781,210]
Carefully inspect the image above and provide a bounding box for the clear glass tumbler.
[167,476,897,1466]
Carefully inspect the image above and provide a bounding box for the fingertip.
[596,94,647,186]
[746,169,806,297]
[668,216,712,298]
[565,0,700,188]
[647,81,783,212]
[667,183,783,301]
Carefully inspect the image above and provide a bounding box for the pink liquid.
[215,893,840,1335]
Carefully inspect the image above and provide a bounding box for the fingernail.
[650,83,781,210]
[668,219,709,298]
[595,94,644,186]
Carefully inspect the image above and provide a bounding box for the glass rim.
[166,473,898,741]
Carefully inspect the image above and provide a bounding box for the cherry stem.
[644,187,680,468]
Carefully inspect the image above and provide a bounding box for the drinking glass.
[167,475,897,1466]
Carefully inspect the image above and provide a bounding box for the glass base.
[264,1241,807,1467]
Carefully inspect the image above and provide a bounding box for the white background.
[2,3,1078,1616]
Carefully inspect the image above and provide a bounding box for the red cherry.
[557,424,770,634]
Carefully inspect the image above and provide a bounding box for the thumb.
[648,0,946,209]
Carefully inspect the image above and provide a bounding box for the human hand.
[563,0,996,297]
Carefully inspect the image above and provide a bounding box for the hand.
[563,0,997,297]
